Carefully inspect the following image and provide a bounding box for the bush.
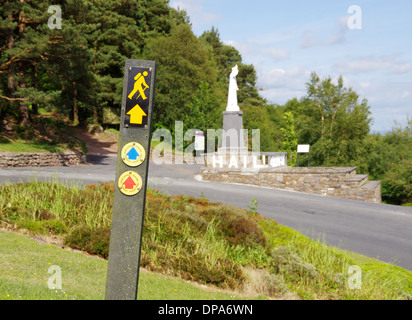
[200,205,268,248]
[381,159,412,204]
[64,226,111,259]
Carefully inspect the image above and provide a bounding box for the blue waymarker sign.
[126,147,139,160]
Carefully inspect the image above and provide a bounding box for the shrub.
[200,205,268,248]
[64,226,111,259]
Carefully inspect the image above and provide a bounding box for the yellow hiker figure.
[128,71,149,100]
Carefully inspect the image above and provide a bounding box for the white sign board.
[194,132,205,151]
[297,144,310,153]
[269,155,286,167]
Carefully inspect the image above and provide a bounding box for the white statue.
[226,65,240,112]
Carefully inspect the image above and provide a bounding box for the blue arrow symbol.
[126,147,139,160]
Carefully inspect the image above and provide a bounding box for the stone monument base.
[222,111,246,151]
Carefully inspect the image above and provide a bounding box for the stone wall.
[0,152,86,168]
[201,166,381,203]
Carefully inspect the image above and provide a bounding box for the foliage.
[183,81,222,132]
[0,0,188,130]
[247,197,259,216]
[143,24,218,131]
[65,226,110,259]
[284,72,372,167]
[280,111,298,166]
[359,117,412,204]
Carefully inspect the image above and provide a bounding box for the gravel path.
[72,127,118,156]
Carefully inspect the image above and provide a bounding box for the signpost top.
[122,60,156,129]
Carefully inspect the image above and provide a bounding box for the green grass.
[259,221,412,300]
[104,128,119,135]
[0,114,87,154]
[0,138,66,153]
[0,181,411,300]
[0,230,262,300]
[0,229,105,300]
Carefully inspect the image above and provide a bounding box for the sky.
[170,0,412,133]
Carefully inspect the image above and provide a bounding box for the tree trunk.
[73,81,79,125]
[32,64,39,115]
[17,0,30,127]
[92,40,99,124]
[7,12,15,97]
[93,106,98,124]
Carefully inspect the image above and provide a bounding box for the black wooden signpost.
[105,59,156,300]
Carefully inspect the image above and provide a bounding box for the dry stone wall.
[201,166,381,203]
[0,152,86,168]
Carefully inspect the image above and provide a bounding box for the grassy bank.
[0,230,263,300]
[0,181,411,300]
[0,114,86,154]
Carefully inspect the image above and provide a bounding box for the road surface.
[1,154,411,270]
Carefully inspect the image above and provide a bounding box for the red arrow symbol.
[123,176,137,190]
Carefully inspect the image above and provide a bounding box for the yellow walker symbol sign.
[125,68,152,128]
[128,71,149,100]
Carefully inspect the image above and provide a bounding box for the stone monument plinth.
[218,110,248,154]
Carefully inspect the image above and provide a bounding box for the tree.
[0,0,54,127]
[286,72,372,166]
[183,81,221,132]
[201,27,242,83]
[280,111,298,165]
[143,24,218,132]
[87,0,182,124]
[361,116,412,204]
[0,0,188,131]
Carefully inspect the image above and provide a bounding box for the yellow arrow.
[127,104,147,124]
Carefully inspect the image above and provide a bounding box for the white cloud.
[223,39,290,62]
[389,62,412,74]
[301,16,349,48]
[255,65,310,103]
[262,48,289,60]
[401,91,410,99]
[170,0,221,30]
[351,80,412,132]
[360,82,371,88]
[330,16,350,45]
[301,30,316,49]
[300,16,349,49]
[333,55,412,75]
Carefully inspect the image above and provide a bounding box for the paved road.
[1,155,411,270]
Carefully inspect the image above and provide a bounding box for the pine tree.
[0,0,52,127]
[1,0,67,126]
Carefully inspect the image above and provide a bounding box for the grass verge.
[0,181,411,300]
[0,230,260,300]
[0,114,86,154]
